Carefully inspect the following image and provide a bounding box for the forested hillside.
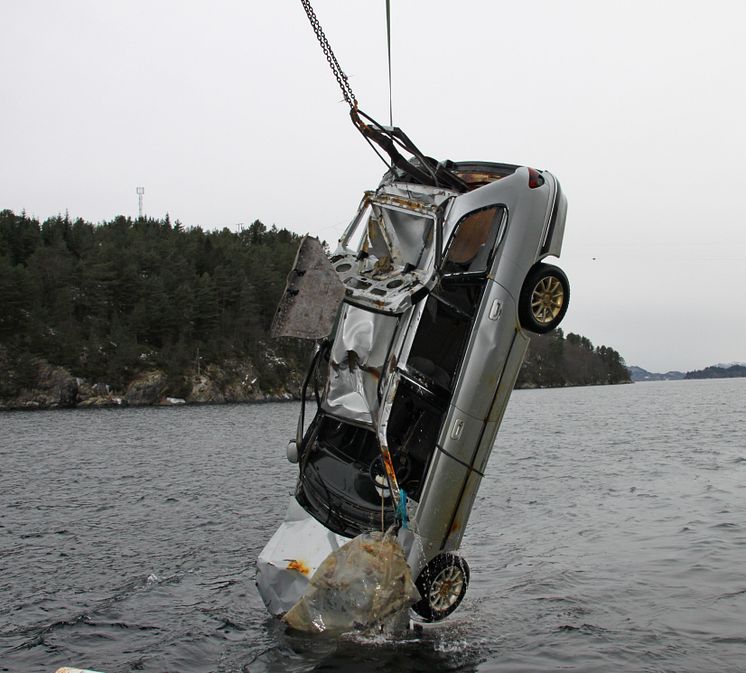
[0,209,628,409]
[516,330,630,388]
[0,209,311,404]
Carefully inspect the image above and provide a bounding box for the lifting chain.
[299,0,358,110]
[297,0,468,191]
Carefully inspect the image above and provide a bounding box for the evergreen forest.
[0,209,629,407]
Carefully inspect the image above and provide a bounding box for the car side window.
[441,206,505,275]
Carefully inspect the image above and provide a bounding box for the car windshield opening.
[297,414,397,537]
[343,202,435,274]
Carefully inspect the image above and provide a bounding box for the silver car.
[256,158,569,623]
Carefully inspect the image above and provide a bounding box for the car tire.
[518,263,570,334]
[411,553,470,622]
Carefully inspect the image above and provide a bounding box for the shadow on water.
[244,620,483,673]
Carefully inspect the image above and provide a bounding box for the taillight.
[528,167,544,188]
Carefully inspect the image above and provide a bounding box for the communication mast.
[136,187,145,219]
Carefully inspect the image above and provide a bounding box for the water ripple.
[1,381,745,672]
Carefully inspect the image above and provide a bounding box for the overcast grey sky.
[2,1,745,373]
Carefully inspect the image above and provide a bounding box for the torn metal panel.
[270,236,345,339]
[322,304,398,425]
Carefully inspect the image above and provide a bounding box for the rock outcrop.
[124,370,169,406]
[0,353,304,410]
[188,372,227,404]
[76,380,123,407]
[5,361,79,409]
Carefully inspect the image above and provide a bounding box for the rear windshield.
[441,205,505,275]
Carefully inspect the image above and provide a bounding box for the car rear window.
[441,206,506,275]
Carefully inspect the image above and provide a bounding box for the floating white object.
[55,668,105,673]
[286,440,298,463]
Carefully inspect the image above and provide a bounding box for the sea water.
[2,378,745,673]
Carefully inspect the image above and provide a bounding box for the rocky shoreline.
[1,336,635,411]
[0,357,303,411]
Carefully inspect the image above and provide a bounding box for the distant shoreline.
[628,363,746,382]
[0,377,639,413]
[7,375,745,412]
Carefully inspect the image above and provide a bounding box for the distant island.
[628,363,746,382]
[627,366,685,382]
[0,209,630,410]
[685,364,746,380]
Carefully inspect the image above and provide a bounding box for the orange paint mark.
[287,559,310,575]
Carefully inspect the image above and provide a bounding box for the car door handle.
[489,299,503,320]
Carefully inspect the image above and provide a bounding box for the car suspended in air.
[256,118,570,622]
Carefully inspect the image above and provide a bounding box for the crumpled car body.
[257,160,569,622]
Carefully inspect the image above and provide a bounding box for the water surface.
[2,379,745,672]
